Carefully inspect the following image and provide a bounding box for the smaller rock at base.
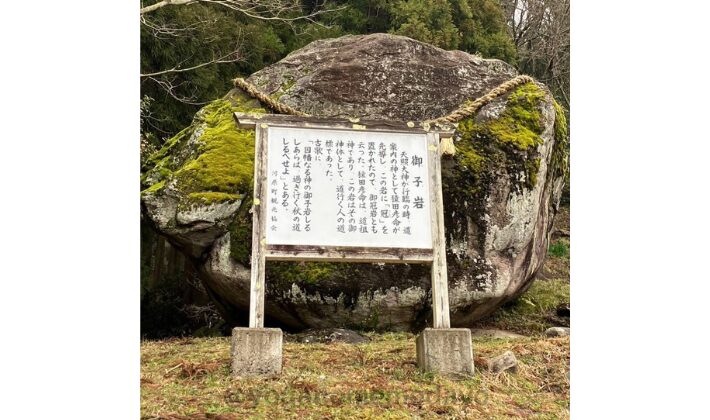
[486,351,518,374]
[545,327,570,337]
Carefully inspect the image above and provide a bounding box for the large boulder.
[141,33,568,331]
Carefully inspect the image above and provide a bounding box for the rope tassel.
[440,137,456,156]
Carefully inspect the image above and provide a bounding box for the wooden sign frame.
[235,113,454,329]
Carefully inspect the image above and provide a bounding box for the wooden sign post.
[230,113,473,378]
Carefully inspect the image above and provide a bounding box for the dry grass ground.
[141,334,569,419]
[141,275,571,419]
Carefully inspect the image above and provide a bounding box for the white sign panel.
[264,126,433,249]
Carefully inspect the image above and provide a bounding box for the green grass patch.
[479,279,570,335]
[548,239,570,259]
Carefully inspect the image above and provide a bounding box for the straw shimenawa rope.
[234,77,311,117]
[423,75,535,125]
[233,74,536,156]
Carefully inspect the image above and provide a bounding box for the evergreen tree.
[389,0,461,49]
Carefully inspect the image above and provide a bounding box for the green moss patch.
[141,89,268,207]
[173,99,259,199]
[269,261,337,286]
[143,180,165,194]
[187,192,242,204]
[455,82,547,192]
[485,83,547,150]
[227,196,254,266]
[140,126,192,189]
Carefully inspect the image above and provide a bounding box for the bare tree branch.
[500,0,570,108]
[140,48,244,77]
[140,0,343,114]
[140,0,344,26]
[140,14,214,39]
[141,0,196,15]
[144,76,210,105]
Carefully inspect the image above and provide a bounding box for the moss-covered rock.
[141,33,568,331]
[140,89,266,256]
[141,91,265,204]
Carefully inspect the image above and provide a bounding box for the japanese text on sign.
[265,126,433,249]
